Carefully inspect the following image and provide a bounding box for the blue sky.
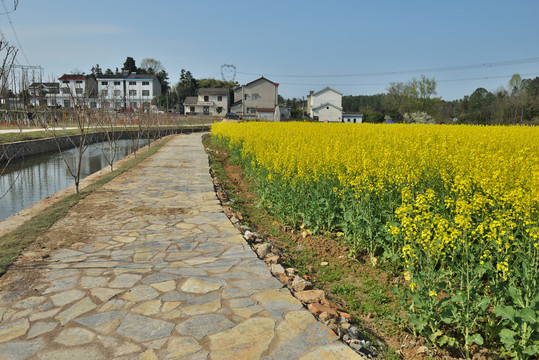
[2,0,538,100]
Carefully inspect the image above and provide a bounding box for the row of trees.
[342,75,539,125]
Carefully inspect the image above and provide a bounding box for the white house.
[307,87,343,122]
[28,82,60,107]
[57,74,98,108]
[96,72,161,111]
[343,113,364,123]
[184,88,230,116]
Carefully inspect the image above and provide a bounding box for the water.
[0,139,151,221]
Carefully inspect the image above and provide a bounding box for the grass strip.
[0,135,173,275]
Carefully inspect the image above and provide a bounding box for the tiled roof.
[198,88,230,96]
[311,87,342,97]
[58,74,89,81]
[244,77,278,88]
[312,102,342,111]
[183,96,198,105]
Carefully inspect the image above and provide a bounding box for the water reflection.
[0,139,150,221]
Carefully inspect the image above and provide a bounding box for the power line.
[274,73,539,87]
[237,57,539,79]
[0,0,17,14]
[1,0,29,65]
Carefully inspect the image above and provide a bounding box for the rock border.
[209,168,384,359]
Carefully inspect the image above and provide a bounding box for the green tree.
[197,78,236,89]
[90,64,103,77]
[174,69,198,103]
[123,57,137,73]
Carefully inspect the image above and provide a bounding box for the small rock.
[270,264,285,276]
[307,302,338,319]
[253,236,265,244]
[264,254,280,265]
[338,311,354,322]
[319,312,331,322]
[417,346,428,354]
[285,268,298,276]
[255,243,271,258]
[320,261,329,266]
[276,273,293,285]
[321,298,342,311]
[229,215,239,224]
[349,341,363,352]
[291,276,312,292]
[293,290,325,304]
[340,322,350,330]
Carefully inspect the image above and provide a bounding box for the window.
[142,102,150,110]
[247,107,256,114]
[204,95,209,101]
[62,80,69,84]
[129,102,137,108]
[101,81,108,85]
[129,81,136,86]
[203,106,210,115]
[190,106,195,112]
[142,81,149,86]
[327,106,329,110]
[114,102,122,109]
[114,81,121,85]
[114,90,121,97]
[90,102,97,109]
[100,90,108,97]
[252,94,259,100]
[61,87,70,94]
[244,94,248,100]
[75,88,83,95]
[76,80,83,84]
[63,100,70,108]
[129,90,137,96]
[142,90,150,97]
[217,96,223,101]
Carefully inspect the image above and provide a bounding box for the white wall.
[313,106,342,122]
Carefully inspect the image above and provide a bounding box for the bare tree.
[0,37,17,107]
[50,82,93,194]
[0,37,21,200]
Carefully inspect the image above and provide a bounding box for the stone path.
[0,133,361,359]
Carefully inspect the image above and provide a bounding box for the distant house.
[28,82,60,107]
[184,88,230,116]
[95,72,161,111]
[57,74,98,108]
[231,77,279,120]
[343,113,363,123]
[307,87,342,122]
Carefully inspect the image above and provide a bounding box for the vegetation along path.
[0,133,361,360]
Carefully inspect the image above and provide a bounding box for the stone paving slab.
[0,133,361,359]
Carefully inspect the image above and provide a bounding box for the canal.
[0,139,151,222]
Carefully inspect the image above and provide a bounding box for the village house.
[95,72,161,111]
[183,88,230,116]
[342,112,364,123]
[28,82,60,107]
[57,74,98,108]
[307,87,343,122]
[231,77,279,120]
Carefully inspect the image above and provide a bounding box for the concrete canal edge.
[0,132,185,238]
[0,126,209,161]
